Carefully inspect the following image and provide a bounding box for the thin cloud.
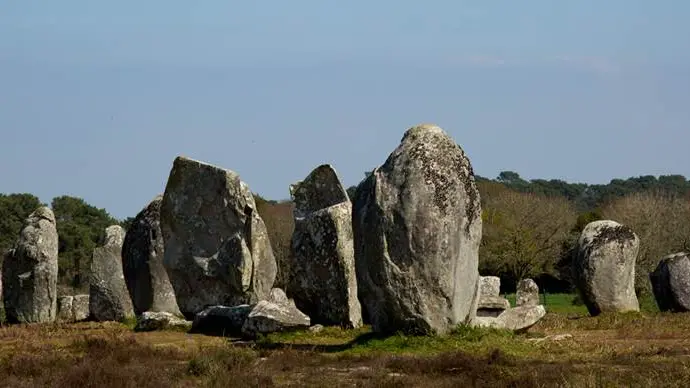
[551,55,621,74]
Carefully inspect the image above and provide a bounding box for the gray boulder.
[122,196,181,316]
[89,225,135,322]
[650,252,690,312]
[480,276,501,298]
[56,294,90,323]
[288,164,362,328]
[191,304,253,336]
[241,288,311,338]
[2,207,59,323]
[135,311,192,332]
[574,220,640,316]
[160,156,277,316]
[516,279,539,307]
[473,305,546,332]
[352,124,482,335]
[72,294,90,321]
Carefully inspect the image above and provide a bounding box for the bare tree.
[480,190,577,282]
[601,190,690,294]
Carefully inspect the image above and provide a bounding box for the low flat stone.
[135,311,191,332]
[241,299,311,338]
[190,305,253,336]
[495,305,546,332]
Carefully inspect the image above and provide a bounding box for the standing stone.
[56,296,74,322]
[2,207,59,323]
[650,252,690,312]
[516,278,540,307]
[480,276,501,298]
[574,220,640,316]
[72,294,90,321]
[122,196,182,316]
[287,164,362,328]
[89,225,135,322]
[352,124,482,335]
[160,156,277,316]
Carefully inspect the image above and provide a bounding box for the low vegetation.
[2,307,690,387]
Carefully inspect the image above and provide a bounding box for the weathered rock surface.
[56,296,74,322]
[480,276,501,298]
[122,196,181,316]
[353,124,482,335]
[72,294,90,321]
[650,252,690,312]
[288,164,362,328]
[56,294,90,322]
[241,288,311,338]
[474,305,546,332]
[574,220,640,316]
[191,304,253,336]
[160,156,277,317]
[89,225,135,322]
[516,279,539,307]
[2,207,59,323]
[476,276,510,317]
[135,311,192,332]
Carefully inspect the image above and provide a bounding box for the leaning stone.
[494,305,546,332]
[160,156,277,316]
[516,279,539,307]
[353,124,482,335]
[650,252,690,312]
[122,196,182,316]
[89,225,135,322]
[574,220,640,316]
[2,207,59,323]
[135,311,192,332]
[479,276,501,298]
[288,164,362,328]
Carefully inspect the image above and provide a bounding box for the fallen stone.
[352,124,482,335]
[191,305,253,336]
[241,298,311,338]
[135,311,192,332]
[476,296,511,318]
[495,305,546,332]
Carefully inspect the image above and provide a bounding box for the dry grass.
[2,312,690,387]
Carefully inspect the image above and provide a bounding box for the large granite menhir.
[574,220,640,316]
[2,207,59,324]
[353,124,482,335]
[89,225,135,322]
[160,156,277,317]
[122,196,182,316]
[650,252,690,312]
[288,164,362,328]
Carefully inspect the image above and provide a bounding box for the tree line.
[2,171,689,296]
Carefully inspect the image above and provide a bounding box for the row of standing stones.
[2,124,689,338]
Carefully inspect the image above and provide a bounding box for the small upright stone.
[353,124,482,334]
[574,220,640,316]
[89,225,135,322]
[650,252,690,312]
[480,276,501,298]
[122,196,181,316]
[160,156,277,316]
[516,279,539,307]
[57,296,74,323]
[2,207,59,323]
[288,164,362,328]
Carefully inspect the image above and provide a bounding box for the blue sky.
[1,1,689,219]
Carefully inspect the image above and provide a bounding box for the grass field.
[1,295,688,387]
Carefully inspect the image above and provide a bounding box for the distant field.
[0,294,684,387]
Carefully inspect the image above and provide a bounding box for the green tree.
[0,193,44,255]
[51,196,119,289]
